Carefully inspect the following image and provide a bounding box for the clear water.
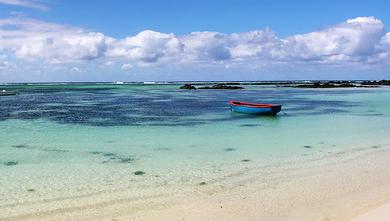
[1,83,390,211]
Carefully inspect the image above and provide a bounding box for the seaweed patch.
[103,153,117,157]
[12,144,27,148]
[118,157,135,163]
[239,124,261,127]
[4,161,18,166]
[134,171,145,175]
[223,148,236,152]
[89,151,104,155]
[153,147,171,151]
[42,148,69,153]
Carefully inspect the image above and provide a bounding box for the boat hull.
[229,101,281,115]
[0,91,16,96]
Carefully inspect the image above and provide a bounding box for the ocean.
[1,83,390,217]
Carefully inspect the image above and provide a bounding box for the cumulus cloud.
[0,18,113,63]
[0,16,390,69]
[0,0,49,10]
[107,16,390,66]
[108,30,183,64]
[281,16,385,62]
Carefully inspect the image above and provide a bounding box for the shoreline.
[2,144,390,221]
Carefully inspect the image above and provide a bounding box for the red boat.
[229,100,282,115]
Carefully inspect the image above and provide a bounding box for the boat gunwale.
[229,100,281,108]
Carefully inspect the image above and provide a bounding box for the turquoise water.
[1,84,390,211]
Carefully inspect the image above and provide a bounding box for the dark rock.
[293,82,356,88]
[198,84,244,90]
[180,84,197,90]
[223,82,241,85]
[134,171,145,175]
[361,80,390,86]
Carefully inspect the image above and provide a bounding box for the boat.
[0,90,17,96]
[229,100,282,115]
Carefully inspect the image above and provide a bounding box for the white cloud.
[0,0,49,10]
[282,16,385,62]
[0,16,390,70]
[108,30,183,64]
[121,63,133,70]
[0,18,113,63]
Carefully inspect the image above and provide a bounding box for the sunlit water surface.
[1,83,390,207]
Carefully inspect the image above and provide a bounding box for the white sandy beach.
[350,202,390,221]
[2,144,390,221]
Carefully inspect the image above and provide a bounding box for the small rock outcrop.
[180,84,197,90]
[293,82,356,88]
[361,80,390,86]
[198,84,244,90]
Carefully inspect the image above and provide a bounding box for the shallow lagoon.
[1,83,390,213]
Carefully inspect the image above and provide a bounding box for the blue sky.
[0,0,390,82]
